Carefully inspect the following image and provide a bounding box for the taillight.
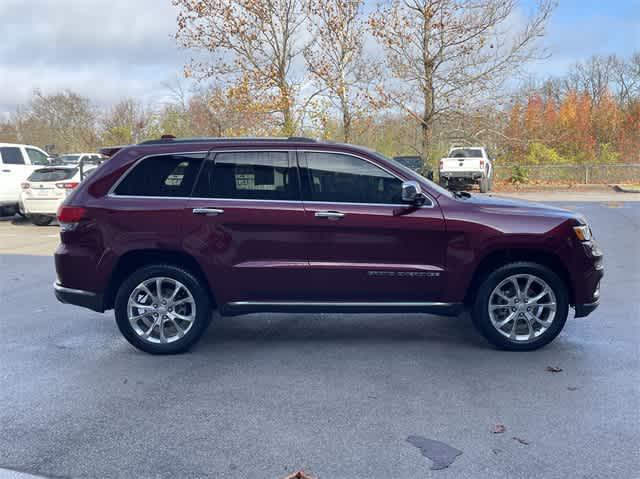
[55,182,79,189]
[439,159,444,170]
[480,160,484,168]
[21,182,30,189]
[57,206,86,231]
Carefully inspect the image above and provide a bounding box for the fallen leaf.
[492,424,506,434]
[492,448,503,455]
[567,386,580,391]
[512,436,530,445]
[546,366,563,373]
[282,471,316,479]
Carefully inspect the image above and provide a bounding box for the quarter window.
[114,153,204,197]
[193,151,297,200]
[0,147,24,165]
[304,152,403,204]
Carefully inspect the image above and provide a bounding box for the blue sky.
[0,0,638,115]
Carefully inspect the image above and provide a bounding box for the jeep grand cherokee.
[53,137,603,354]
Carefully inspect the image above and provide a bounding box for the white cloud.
[0,0,187,112]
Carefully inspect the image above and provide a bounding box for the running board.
[220,301,464,317]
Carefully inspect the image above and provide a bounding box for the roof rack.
[137,136,317,146]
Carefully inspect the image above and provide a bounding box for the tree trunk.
[341,96,352,143]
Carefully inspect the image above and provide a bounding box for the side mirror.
[401,181,426,206]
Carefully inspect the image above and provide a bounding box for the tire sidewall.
[472,262,569,351]
[114,264,211,354]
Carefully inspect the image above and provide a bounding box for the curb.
[613,185,640,193]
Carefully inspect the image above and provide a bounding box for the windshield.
[59,154,81,164]
[373,152,453,198]
[450,148,482,158]
[28,167,78,182]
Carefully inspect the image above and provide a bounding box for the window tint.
[114,153,204,197]
[304,152,402,204]
[193,151,297,200]
[0,147,24,165]
[26,148,49,165]
[28,168,77,182]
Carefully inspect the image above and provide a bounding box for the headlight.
[573,225,592,242]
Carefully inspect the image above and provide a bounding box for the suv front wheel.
[114,264,212,354]
[472,262,569,351]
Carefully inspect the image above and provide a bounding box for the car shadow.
[195,312,488,350]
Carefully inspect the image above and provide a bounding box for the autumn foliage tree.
[304,0,371,142]
[174,0,308,135]
[369,0,555,164]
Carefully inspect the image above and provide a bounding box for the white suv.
[0,143,51,215]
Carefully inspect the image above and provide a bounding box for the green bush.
[510,166,529,184]
[525,142,569,164]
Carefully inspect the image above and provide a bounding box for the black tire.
[471,262,569,351]
[30,215,54,226]
[114,264,212,354]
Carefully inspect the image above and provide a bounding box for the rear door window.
[193,151,298,200]
[0,147,25,165]
[28,168,78,182]
[113,153,205,197]
[26,148,50,165]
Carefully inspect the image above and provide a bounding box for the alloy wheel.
[488,273,557,343]
[127,277,196,344]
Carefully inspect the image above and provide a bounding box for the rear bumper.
[54,281,105,313]
[22,197,64,215]
[440,171,483,180]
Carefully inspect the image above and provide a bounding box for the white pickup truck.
[439,146,493,193]
[0,143,52,215]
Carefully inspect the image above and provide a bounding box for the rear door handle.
[1,169,10,173]
[192,208,224,216]
[315,211,345,220]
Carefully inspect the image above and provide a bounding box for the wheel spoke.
[142,317,160,339]
[495,290,511,302]
[169,283,183,302]
[156,278,164,300]
[509,316,519,339]
[524,313,536,339]
[510,278,521,296]
[171,311,194,323]
[139,284,156,303]
[169,318,185,338]
[529,288,551,304]
[159,318,167,343]
[496,311,517,328]
[523,276,534,299]
[172,298,194,307]
[490,304,510,311]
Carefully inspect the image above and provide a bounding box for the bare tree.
[304,0,372,142]
[369,0,556,161]
[101,99,151,145]
[15,90,98,152]
[174,0,308,135]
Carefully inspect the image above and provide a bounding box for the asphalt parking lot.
[0,193,638,479]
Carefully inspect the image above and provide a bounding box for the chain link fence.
[493,164,640,184]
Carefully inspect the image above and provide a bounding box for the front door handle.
[192,208,224,216]
[315,211,345,220]
[1,169,11,173]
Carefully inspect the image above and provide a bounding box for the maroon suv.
[53,137,603,354]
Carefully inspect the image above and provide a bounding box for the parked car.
[54,137,603,354]
[0,143,51,216]
[439,146,493,193]
[393,155,434,180]
[20,164,98,225]
[53,153,105,165]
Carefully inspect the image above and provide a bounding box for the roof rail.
[137,136,317,145]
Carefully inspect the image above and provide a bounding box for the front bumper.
[575,300,600,318]
[54,281,105,313]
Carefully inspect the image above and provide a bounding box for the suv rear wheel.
[471,262,569,351]
[114,264,212,354]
